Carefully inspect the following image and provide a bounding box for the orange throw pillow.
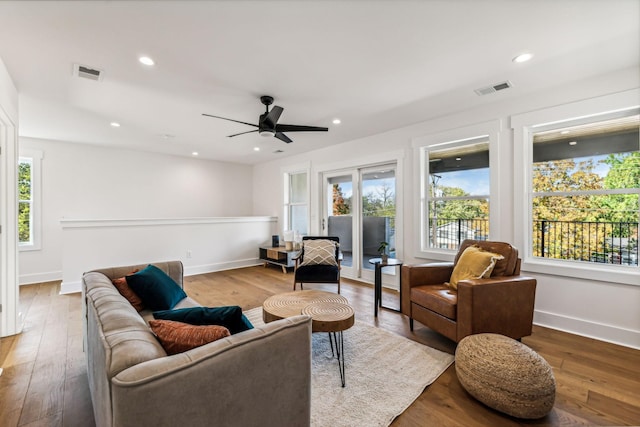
[149,319,230,355]
[112,275,144,312]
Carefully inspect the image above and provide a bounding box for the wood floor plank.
[587,390,640,426]
[2,267,638,427]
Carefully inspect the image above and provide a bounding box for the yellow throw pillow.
[447,245,504,290]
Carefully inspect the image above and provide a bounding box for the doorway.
[322,163,398,285]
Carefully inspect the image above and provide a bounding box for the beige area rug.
[245,307,455,427]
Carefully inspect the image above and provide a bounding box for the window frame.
[412,120,501,261]
[18,149,42,251]
[282,163,310,236]
[512,89,639,286]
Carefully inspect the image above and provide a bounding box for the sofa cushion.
[126,264,187,311]
[153,306,254,335]
[149,319,230,355]
[300,239,338,266]
[447,245,504,290]
[411,285,458,320]
[112,274,144,312]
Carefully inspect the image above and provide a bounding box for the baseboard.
[20,270,62,285]
[58,259,264,295]
[60,280,82,295]
[534,309,640,350]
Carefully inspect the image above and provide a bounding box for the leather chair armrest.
[456,275,537,341]
[400,262,454,314]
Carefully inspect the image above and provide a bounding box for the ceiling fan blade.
[276,124,329,133]
[263,105,284,128]
[275,132,293,143]
[202,113,257,128]
[228,129,259,138]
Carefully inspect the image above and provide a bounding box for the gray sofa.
[82,260,312,427]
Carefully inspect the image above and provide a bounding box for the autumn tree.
[332,184,350,215]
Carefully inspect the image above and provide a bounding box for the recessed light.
[162,134,175,139]
[568,141,577,146]
[192,151,199,156]
[560,130,570,135]
[513,52,533,63]
[139,56,155,66]
[455,157,462,161]
[110,122,121,127]
[254,147,260,152]
[332,118,341,125]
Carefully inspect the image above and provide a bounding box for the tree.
[597,152,640,224]
[435,186,487,220]
[532,158,603,222]
[332,184,350,215]
[18,161,31,243]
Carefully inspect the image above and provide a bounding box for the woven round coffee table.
[263,290,355,387]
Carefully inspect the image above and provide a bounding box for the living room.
[0,1,638,426]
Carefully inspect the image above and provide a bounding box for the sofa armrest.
[456,275,537,341]
[401,263,453,314]
[110,315,312,427]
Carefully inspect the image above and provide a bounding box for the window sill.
[19,244,41,252]
[415,249,456,263]
[522,258,639,287]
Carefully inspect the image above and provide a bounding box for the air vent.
[273,150,284,154]
[474,80,512,96]
[73,63,103,81]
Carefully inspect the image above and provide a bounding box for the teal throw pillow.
[153,306,254,335]
[126,264,187,311]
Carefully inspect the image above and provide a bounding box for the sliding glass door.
[323,163,397,284]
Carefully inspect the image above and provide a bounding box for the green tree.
[18,161,32,243]
[597,152,640,224]
[435,186,487,220]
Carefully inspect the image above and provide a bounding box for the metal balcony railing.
[428,218,639,266]
[534,220,638,266]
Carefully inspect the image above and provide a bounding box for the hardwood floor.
[1,265,639,426]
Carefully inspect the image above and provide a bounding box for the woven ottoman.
[455,333,556,419]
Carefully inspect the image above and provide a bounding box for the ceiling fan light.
[259,130,275,137]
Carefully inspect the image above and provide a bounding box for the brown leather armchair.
[401,240,536,343]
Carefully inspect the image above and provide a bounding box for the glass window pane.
[289,205,308,235]
[429,141,489,196]
[289,173,307,203]
[18,201,31,243]
[530,113,639,267]
[19,160,32,201]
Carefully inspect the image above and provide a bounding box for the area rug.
[245,307,455,427]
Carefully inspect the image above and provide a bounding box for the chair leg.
[337,280,341,294]
[409,318,414,331]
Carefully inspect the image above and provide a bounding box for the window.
[284,170,309,235]
[531,113,639,267]
[18,150,42,250]
[424,137,490,250]
[512,89,639,285]
[414,121,498,257]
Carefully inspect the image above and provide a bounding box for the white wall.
[19,137,259,287]
[252,67,640,349]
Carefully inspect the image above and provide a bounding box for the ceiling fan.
[202,95,328,143]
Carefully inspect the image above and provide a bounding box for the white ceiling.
[0,1,638,165]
